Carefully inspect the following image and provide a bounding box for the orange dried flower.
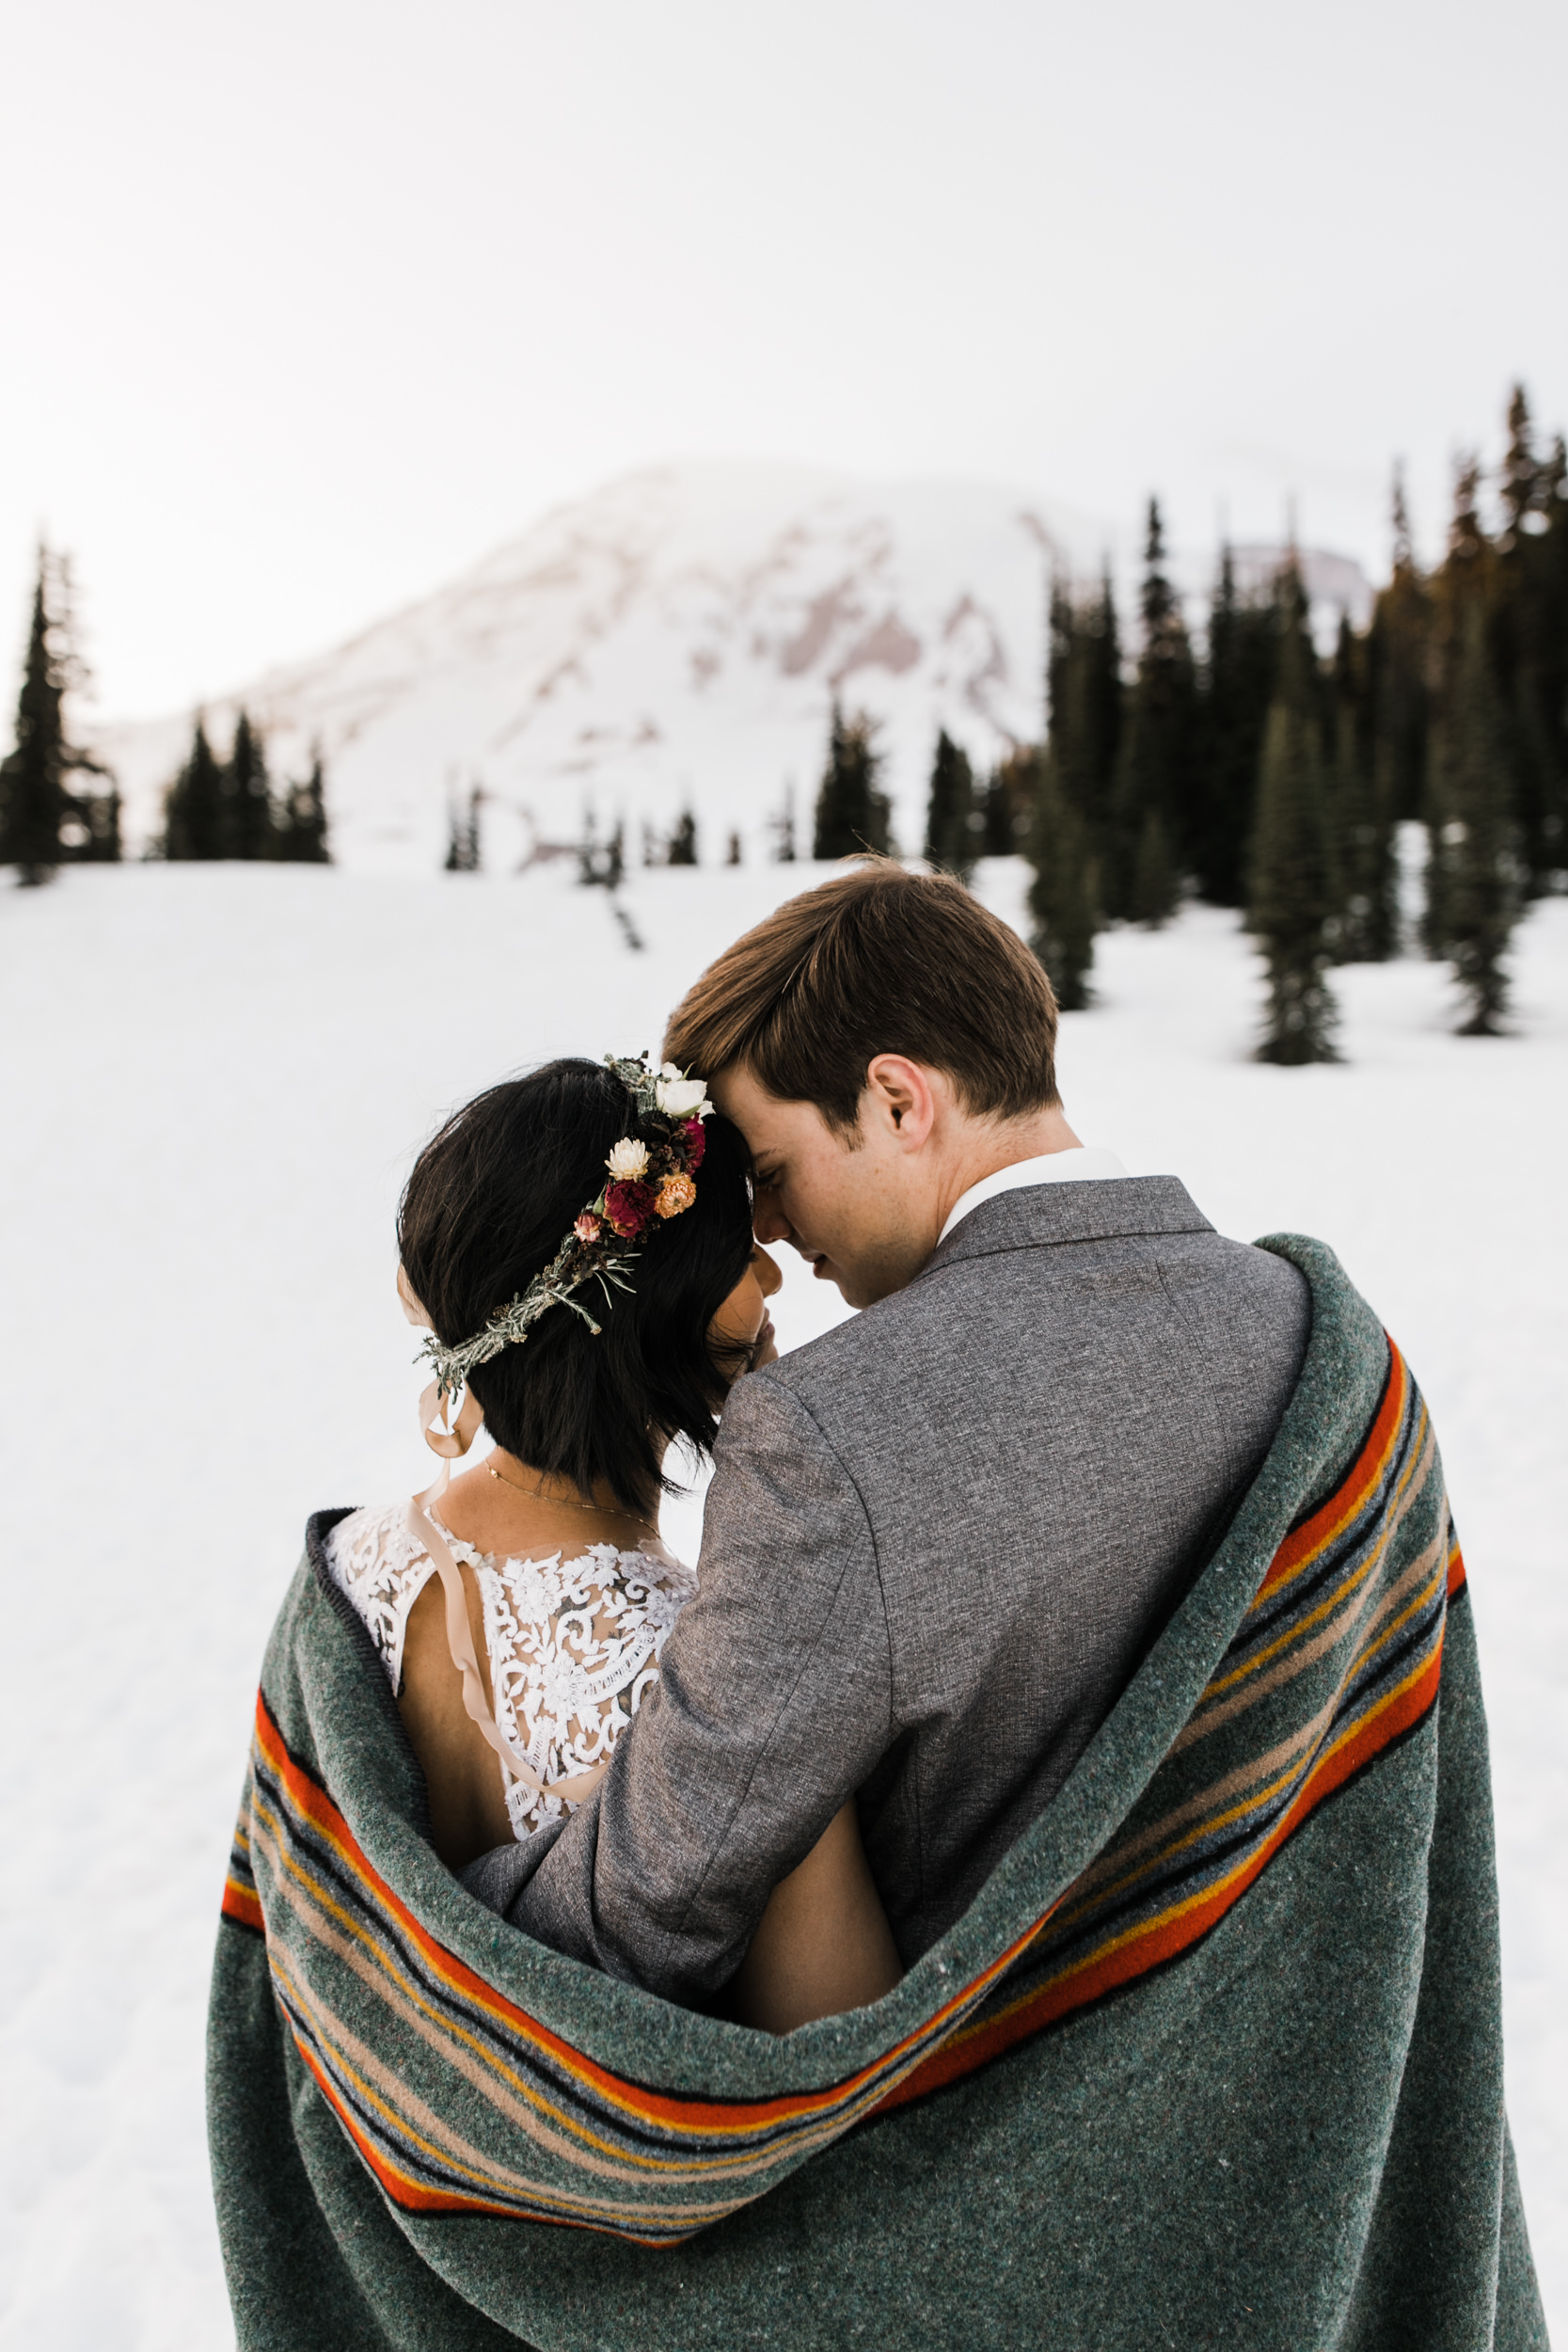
[655,1171,697,1219]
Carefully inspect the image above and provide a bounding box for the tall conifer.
[161,718,229,859]
[1027,755,1098,1008]
[444,786,482,872]
[924,728,977,880]
[1328,616,1397,961]
[1048,568,1122,882]
[1492,386,1567,892]
[1194,547,1277,905]
[226,710,273,860]
[0,569,69,884]
[666,807,699,866]
[1366,467,1433,827]
[1108,501,1196,920]
[813,706,892,859]
[1423,605,1518,1034]
[1249,591,1338,1062]
[275,753,331,862]
[982,749,1040,855]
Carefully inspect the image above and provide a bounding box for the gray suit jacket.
[493,1177,1310,2002]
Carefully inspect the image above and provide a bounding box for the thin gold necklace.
[485,1456,658,1537]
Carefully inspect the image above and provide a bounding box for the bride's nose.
[751,1245,784,1297]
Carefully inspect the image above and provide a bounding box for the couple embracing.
[210,866,1544,2351]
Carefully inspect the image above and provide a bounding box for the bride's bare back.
[393,1456,902,2034]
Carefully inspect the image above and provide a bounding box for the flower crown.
[413,1054,715,1403]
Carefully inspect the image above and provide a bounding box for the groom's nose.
[752,1194,795,1247]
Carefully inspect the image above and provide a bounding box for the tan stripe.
[1057,1477,1448,1919]
[1175,1435,1439,1754]
[270,1946,748,2226]
[250,1809,940,2198]
[1196,1406,1433,1707]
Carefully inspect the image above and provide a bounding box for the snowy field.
[1,855,1564,2348]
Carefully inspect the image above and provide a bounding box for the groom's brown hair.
[663,862,1060,1135]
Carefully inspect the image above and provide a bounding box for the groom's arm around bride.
[499,866,1310,2005]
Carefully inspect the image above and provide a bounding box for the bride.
[326,1052,901,2033]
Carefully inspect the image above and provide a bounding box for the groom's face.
[712,1063,935,1310]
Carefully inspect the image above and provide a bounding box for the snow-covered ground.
[0,857,1562,2347]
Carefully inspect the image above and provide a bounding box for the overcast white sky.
[3,0,1565,718]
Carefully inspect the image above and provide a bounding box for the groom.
[503,863,1310,1997]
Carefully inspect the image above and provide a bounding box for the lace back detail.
[325,1506,695,1838]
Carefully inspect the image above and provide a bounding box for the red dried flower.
[682,1117,706,1170]
[604,1178,656,1238]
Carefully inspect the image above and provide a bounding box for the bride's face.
[708,1244,784,1373]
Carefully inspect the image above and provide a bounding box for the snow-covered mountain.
[94,461,1372,873]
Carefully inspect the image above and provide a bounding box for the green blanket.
[208,1237,1547,2350]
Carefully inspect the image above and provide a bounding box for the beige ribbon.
[397,1264,610,1809]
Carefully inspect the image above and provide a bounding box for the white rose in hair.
[606,1136,650,1179]
[655,1077,711,1119]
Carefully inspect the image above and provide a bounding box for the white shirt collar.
[937,1147,1130,1247]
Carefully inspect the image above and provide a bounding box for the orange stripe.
[241,1342,1437,2162]
[876,1630,1443,2115]
[249,1688,1058,2142]
[1256,1338,1404,1600]
[221,1876,264,1934]
[1447,1538,1466,1597]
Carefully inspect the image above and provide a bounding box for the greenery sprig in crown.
[415,1053,715,1403]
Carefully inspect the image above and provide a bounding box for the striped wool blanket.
[207,1237,1546,2351]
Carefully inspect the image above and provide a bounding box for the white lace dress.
[326,1502,696,1840]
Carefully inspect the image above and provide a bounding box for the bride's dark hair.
[398,1060,756,1514]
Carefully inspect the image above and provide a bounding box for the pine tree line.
[1019,384,1565,1043]
[159,711,329,863]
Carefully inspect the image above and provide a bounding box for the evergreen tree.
[1249,596,1338,1063]
[666,807,698,866]
[161,718,229,859]
[1108,501,1196,919]
[1046,569,1122,882]
[1365,466,1433,827]
[274,753,331,863]
[982,749,1039,855]
[771,784,796,863]
[1193,546,1277,905]
[725,830,742,866]
[1327,615,1398,961]
[74,785,122,862]
[1129,805,1178,927]
[225,710,273,861]
[0,557,73,884]
[1026,754,1098,1009]
[813,706,892,859]
[1491,386,1567,892]
[444,787,482,872]
[1422,605,1519,1034]
[924,728,978,881]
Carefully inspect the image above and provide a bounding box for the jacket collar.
[919,1173,1212,1281]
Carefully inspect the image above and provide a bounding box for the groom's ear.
[863,1056,938,1149]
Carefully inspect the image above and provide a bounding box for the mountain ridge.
[91,459,1371,873]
